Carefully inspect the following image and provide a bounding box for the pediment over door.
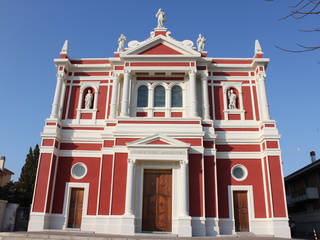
[126,134,190,162]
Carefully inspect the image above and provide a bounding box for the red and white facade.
[28,21,290,238]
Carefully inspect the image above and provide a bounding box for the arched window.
[137,85,148,107]
[154,85,165,107]
[171,85,182,107]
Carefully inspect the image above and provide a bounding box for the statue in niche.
[156,8,166,28]
[117,34,126,52]
[85,89,93,109]
[197,34,206,52]
[227,89,237,109]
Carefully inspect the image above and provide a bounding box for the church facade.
[28,11,290,238]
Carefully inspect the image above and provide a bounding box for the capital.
[189,69,196,76]
[128,158,136,165]
[56,71,65,80]
[258,72,266,81]
[124,69,131,75]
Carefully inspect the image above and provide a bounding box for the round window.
[231,165,247,181]
[71,163,87,179]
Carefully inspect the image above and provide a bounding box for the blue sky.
[0,0,319,180]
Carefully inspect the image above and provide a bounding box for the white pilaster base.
[250,219,273,235]
[28,213,50,231]
[120,214,135,235]
[191,217,206,236]
[175,216,192,237]
[205,218,219,236]
[272,219,291,239]
[218,219,235,235]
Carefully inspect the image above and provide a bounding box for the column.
[50,71,65,118]
[120,69,130,117]
[110,73,119,119]
[124,158,135,216]
[258,72,271,120]
[165,87,171,117]
[58,80,66,119]
[189,70,197,117]
[180,160,189,217]
[201,73,210,120]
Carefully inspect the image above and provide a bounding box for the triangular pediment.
[126,134,190,148]
[139,43,183,55]
[121,35,201,58]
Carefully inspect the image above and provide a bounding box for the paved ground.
[0,231,311,240]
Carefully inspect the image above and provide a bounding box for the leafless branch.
[275,43,320,52]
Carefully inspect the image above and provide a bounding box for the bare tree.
[266,0,320,52]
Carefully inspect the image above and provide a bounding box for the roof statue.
[156,8,166,29]
[255,39,264,55]
[117,34,126,52]
[60,40,68,55]
[196,34,206,52]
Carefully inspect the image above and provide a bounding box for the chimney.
[0,156,5,171]
[310,151,316,163]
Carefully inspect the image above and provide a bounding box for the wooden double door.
[142,169,172,232]
[67,188,84,228]
[233,191,249,232]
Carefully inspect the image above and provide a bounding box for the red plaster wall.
[176,138,202,146]
[203,141,214,148]
[139,43,182,55]
[51,157,100,215]
[214,86,224,120]
[46,155,57,213]
[97,86,108,119]
[266,141,279,149]
[242,86,254,120]
[208,85,213,120]
[217,159,266,218]
[253,86,260,121]
[68,86,80,119]
[171,112,182,117]
[189,154,204,217]
[216,144,260,152]
[115,138,140,146]
[137,112,148,117]
[99,155,113,215]
[111,153,128,215]
[154,112,165,117]
[204,156,216,217]
[107,85,112,119]
[103,140,114,148]
[62,85,70,120]
[42,139,54,146]
[264,157,272,217]
[33,153,52,212]
[268,156,287,217]
[228,114,241,120]
[60,143,102,151]
[80,113,92,119]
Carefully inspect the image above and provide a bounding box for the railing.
[287,187,319,205]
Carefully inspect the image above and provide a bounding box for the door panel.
[233,191,249,232]
[67,188,84,228]
[142,169,172,232]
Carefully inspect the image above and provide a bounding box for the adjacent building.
[285,151,320,235]
[28,10,290,238]
[0,156,14,187]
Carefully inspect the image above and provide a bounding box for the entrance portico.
[122,134,192,237]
